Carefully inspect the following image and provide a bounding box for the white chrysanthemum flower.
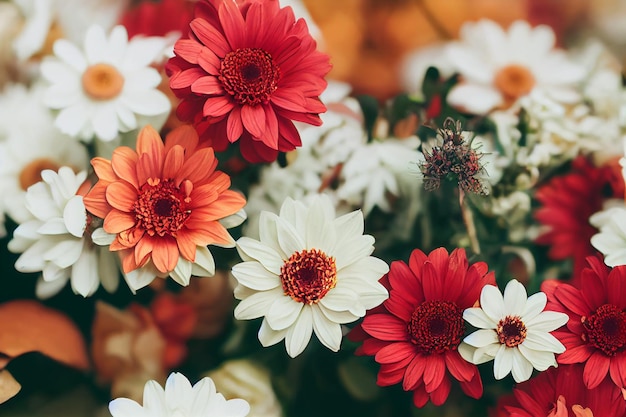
[590,205,626,267]
[233,194,389,358]
[0,83,89,226]
[459,279,568,383]
[40,24,171,142]
[7,167,119,298]
[337,136,422,215]
[446,19,585,114]
[109,372,250,417]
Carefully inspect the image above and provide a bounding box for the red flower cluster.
[350,247,495,407]
[166,0,331,163]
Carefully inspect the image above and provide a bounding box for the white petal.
[334,235,375,270]
[84,25,108,64]
[99,248,120,293]
[258,318,287,347]
[471,343,501,365]
[91,227,116,246]
[191,246,215,277]
[463,329,499,348]
[70,245,99,297]
[53,39,87,72]
[285,307,313,358]
[266,296,304,331]
[525,311,569,332]
[63,195,87,237]
[123,68,163,91]
[37,218,69,235]
[43,238,83,268]
[40,59,78,87]
[231,261,281,291]
[503,279,527,317]
[120,89,171,116]
[463,307,496,329]
[523,330,566,354]
[276,217,306,257]
[108,398,146,417]
[234,288,283,320]
[521,292,547,322]
[333,210,364,241]
[480,284,505,322]
[171,257,192,286]
[55,103,89,137]
[164,372,193,410]
[311,305,342,351]
[518,344,557,371]
[511,348,534,383]
[124,266,157,292]
[36,275,68,299]
[493,345,514,380]
[236,237,283,275]
[447,83,503,115]
[317,303,359,324]
[15,238,59,272]
[93,105,120,141]
[319,286,357,311]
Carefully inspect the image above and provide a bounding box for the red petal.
[241,105,266,139]
[423,354,446,393]
[361,314,407,342]
[402,354,426,391]
[218,0,245,49]
[429,374,451,406]
[554,284,592,316]
[191,75,223,95]
[173,39,203,64]
[203,96,234,117]
[375,342,415,364]
[189,18,230,57]
[444,351,476,382]
[583,351,610,389]
[226,106,243,143]
[170,67,206,90]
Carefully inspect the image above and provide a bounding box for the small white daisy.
[233,194,389,358]
[459,279,568,383]
[0,82,89,226]
[40,24,171,142]
[8,167,119,298]
[446,19,585,114]
[108,372,250,417]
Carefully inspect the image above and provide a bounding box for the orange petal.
[106,181,138,211]
[91,157,116,182]
[205,171,231,193]
[163,145,185,180]
[83,182,112,219]
[135,236,155,266]
[120,248,141,273]
[104,209,137,234]
[190,190,246,219]
[136,125,164,179]
[175,229,197,262]
[188,183,218,208]
[175,147,217,185]
[111,146,139,189]
[151,237,179,273]
[0,300,89,371]
[183,221,233,246]
[164,124,199,155]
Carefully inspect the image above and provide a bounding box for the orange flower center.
[581,303,626,356]
[82,63,125,100]
[280,249,337,304]
[219,47,280,106]
[494,64,535,100]
[133,178,191,237]
[408,300,464,354]
[18,158,62,190]
[496,316,527,347]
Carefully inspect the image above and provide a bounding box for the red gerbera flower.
[350,247,496,407]
[166,0,331,163]
[83,124,246,281]
[495,364,626,417]
[541,255,626,390]
[534,156,624,277]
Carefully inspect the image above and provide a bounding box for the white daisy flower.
[0,82,89,227]
[459,279,568,383]
[232,194,389,358]
[446,19,585,115]
[109,372,250,417]
[7,167,119,298]
[40,24,171,142]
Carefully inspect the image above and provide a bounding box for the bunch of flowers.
[1,1,626,416]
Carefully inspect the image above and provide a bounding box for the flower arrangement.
[1,0,626,416]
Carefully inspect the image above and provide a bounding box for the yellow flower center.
[81,63,125,100]
[494,64,535,100]
[18,158,62,190]
[280,249,337,304]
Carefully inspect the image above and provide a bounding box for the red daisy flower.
[83,124,246,277]
[166,0,331,163]
[120,0,194,39]
[350,247,496,407]
[534,156,624,277]
[541,255,626,390]
[495,364,626,417]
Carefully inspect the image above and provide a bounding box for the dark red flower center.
[133,178,191,237]
[219,47,280,106]
[496,316,527,347]
[408,300,465,354]
[581,303,626,356]
[280,249,337,304]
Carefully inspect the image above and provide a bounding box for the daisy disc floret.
[83,124,246,291]
[109,372,250,417]
[353,248,495,408]
[167,0,331,163]
[40,24,171,141]
[232,194,389,358]
[460,279,568,383]
[542,256,626,390]
[8,167,118,298]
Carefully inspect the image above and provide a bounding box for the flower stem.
[459,188,480,254]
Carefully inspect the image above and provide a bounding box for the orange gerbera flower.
[84,124,246,278]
